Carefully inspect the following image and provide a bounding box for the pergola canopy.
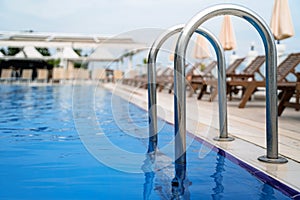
[0,31,146,62]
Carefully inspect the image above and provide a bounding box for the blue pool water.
[0,85,295,199]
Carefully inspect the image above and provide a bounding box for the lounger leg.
[238,83,257,108]
[168,82,174,94]
[197,84,207,100]
[278,88,294,116]
[188,83,197,97]
[188,85,193,97]
[158,84,164,92]
[296,89,300,111]
[226,83,234,101]
[229,86,233,101]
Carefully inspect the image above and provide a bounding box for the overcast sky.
[0,0,299,56]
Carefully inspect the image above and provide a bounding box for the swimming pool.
[0,85,296,199]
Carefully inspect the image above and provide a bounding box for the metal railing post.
[147,25,184,153]
[147,24,232,160]
[174,4,287,164]
[194,29,234,142]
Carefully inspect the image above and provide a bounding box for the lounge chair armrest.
[191,74,203,78]
[227,74,254,79]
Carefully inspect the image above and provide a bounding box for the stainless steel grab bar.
[174,4,287,164]
[147,24,233,154]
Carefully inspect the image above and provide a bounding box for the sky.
[0,0,299,59]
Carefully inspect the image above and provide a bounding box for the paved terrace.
[103,82,300,194]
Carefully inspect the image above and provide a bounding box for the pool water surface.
[0,85,294,199]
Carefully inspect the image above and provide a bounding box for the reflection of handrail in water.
[259,183,275,200]
[171,163,191,200]
[210,150,225,199]
[210,150,277,199]
[143,171,155,200]
[142,152,173,199]
[142,149,283,200]
[142,153,155,200]
[142,153,191,199]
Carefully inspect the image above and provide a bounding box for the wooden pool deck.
[104,82,300,195]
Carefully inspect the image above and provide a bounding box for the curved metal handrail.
[147,24,231,154]
[174,4,287,164]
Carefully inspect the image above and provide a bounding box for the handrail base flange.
[213,136,235,142]
[258,155,288,164]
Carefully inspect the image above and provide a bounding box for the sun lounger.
[227,55,265,100]
[113,70,123,83]
[190,56,264,101]
[156,67,174,92]
[226,58,246,75]
[278,72,300,116]
[52,68,66,83]
[92,68,107,82]
[20,69,33,82]
[73,68,89,80]
[155,64,197,94]
[0,69,13,82]
[188,61,218,99]
[66,69,75,80]
[231,53,300,109]
[122,69,139,85]
[190,58,251,101]
[129,67,169,89]
[36,69,49,82]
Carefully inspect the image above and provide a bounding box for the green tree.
[36,48,51,56]
[47,59,60,68]
[0,48,6,55]
[143,58,147,64]
[74,62,88,69]
[7,47,21,56]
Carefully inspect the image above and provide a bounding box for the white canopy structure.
[14,51,26,58]
[53,47,80,59]
[0,31,147,63]
[23,46,43,58]
[14,46,44,59]
[89,48,116,62]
